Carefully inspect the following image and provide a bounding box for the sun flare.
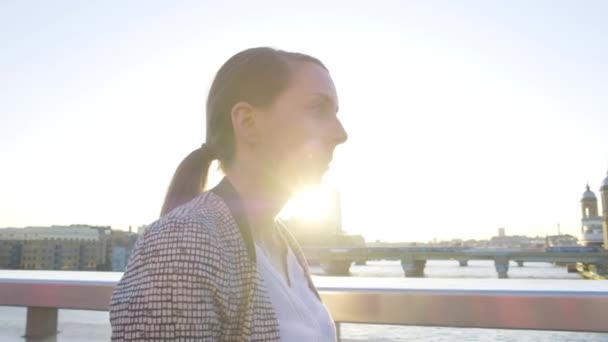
[279,186,334,222]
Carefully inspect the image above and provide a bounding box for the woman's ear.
[231,102,259,146]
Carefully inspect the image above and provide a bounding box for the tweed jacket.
[109,178,322,341]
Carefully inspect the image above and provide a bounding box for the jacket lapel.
[211,177,256,262]
[212,177,321,301]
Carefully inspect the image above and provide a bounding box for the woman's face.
[256,61,348,193]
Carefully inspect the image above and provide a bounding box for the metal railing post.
[25,306,58,339]
[335,321,341,341]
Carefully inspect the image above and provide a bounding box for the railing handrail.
[1,271,608,333]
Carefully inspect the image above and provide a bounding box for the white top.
[255,244,336,342]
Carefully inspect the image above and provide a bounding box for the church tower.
[601,171,608,249]
[580,183,604,247]
[581,184,599,219]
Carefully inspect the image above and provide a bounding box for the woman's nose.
[332,117,348,145]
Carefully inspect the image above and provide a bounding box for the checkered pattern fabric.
[109,179,322,341]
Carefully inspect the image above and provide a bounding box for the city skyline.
[1,1,608,242]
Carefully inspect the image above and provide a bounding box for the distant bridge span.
[302,247,608,278]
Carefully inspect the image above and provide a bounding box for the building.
[86,225,112,270]
[0,240,22,269]
[489,234,538,248]
[110,230,138,271]
[137,225,148,235]
[580,170,608,248]
[111,246,131,272]
[602,171,608,249]
[498,228,506,238]
[545,234,578,247]
[0,226,104,270]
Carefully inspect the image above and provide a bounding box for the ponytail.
[160,143,216,216]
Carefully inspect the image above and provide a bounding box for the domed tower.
[581,184,598,219]
[580,183,603,247]
[601,171,608,249]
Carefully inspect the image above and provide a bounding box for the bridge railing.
[0,271,607,340]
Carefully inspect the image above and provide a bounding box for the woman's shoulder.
[141,191,233,248]
[163,190,227,221]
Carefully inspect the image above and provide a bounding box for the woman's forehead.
[286,62,338,100]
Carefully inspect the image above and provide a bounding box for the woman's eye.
[310,102,327,114]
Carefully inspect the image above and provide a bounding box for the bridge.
[303,246,608,278]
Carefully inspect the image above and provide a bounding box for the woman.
[110,47,348,341]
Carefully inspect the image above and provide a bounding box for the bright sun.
[208,165,337,222]
[279,186,334,222]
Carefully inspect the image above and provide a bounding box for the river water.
[1,260,606,341]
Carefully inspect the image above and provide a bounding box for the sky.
[1,0,607,242]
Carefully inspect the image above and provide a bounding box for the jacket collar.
[211,177,321,300]
[211,177,256,262]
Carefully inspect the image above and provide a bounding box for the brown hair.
[160,47,327,216]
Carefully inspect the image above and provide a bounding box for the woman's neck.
[224,167,290,240]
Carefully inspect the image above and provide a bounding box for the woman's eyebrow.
[309,92,339,112]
